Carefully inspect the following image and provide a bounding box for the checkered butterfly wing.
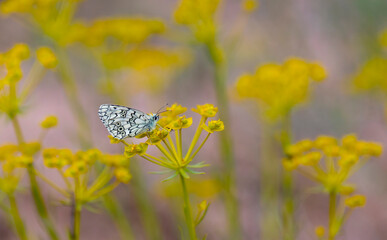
[98,104,152,140]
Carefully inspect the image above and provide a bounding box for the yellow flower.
[315,226,325,238]
[352,57,387,93]
[296,151,322,166]
[192,104,218,117]
[7,43,30,61]
[341,134,358,150]
[125,143,148,158]
[167,116,193,130]
[108,135,121,144]
[314,135,337,149]
[0,144,18,161]
[282,158,299,171]
[174,0,220,44]
[40,115,58,128]
[19,142,41,156]
[355,141,383,156]
[345,195,366,208]
[162,103,187,117]
[338,185,356,195]
[146,129,170,145]
[202,120,224,133]
[242,0,258,13]
[286,139,313,156]
[36,47,58,68]
[235,58,326,120]
[114,167,132,183]
[309,62,327,81]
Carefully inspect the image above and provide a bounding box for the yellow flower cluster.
[284,134,381,207]
[235,58,326,120]
[284,135,382,182]
[0,44,57,119]
[42,148,130,182]
[285,135,381,238]
[68,18,165,47]
[174,0,220,44]
[0,43,29,83]
[0,142,40,194]
[352,57,387,93]
[0,1,165,47]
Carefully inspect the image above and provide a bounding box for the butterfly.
[98,104,162,140]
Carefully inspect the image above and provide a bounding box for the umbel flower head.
[235,58,326,121]
[285,135,381,239]
[113,103,223,181]
[41,148,131,203]
[284,134,382,192]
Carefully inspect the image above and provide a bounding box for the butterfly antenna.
[156,103,169,114]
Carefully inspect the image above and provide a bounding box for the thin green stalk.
[72,178,81,240]
[187,133,211,163]
[179,174,197,240]
[260,121,281,240]
[9,194,27,240]
[328,192,338,240]
[280,114,295,240]
[184,117,205,160]
[206,43,241,239]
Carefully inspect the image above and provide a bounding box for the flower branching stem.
[180,174,197,240]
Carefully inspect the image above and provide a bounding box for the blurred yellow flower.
[345,195,366,208]
[242,0,258,13]
[192,104,218,117]
[40,115,58,128]
[352,57,387,93]
[174,0,220,44]
[114,167,132,183]
[36,47,58,69]
[315,226,325,238]
[235,58,326,120]
[285,134,382,194]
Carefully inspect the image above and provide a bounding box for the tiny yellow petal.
[345,195,366,208]
[36,47,58,69]
[41,115,58,128]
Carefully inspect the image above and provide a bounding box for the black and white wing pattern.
[98,104,152,139]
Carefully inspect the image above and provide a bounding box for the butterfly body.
[98,104,160,139]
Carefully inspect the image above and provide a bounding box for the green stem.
[328,192,338,240]
[280,114,295,240]
[206,43,241,239]
[179,174,197,240]
[9,194,27,240]
[260,121,281,240]
[72,178,81,240]
[187,133,211,163]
